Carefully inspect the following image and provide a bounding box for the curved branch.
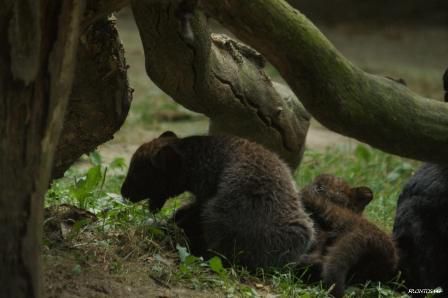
[200,0,448,164]
[131,0,310,169]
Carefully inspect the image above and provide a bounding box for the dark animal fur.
[300,174,398,298]
[392,70,448,297]
[121,131,314,270]
[393,164,448,297]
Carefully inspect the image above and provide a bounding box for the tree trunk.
[131,0,310,169]
[0,1,84,296]
[200,0,448,164]
[52,17,131,179]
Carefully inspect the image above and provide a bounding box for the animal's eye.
[315,184,325,193]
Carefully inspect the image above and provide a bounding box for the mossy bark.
[199,0,448,163]
[131,0,310,169]
[75,0,448,163]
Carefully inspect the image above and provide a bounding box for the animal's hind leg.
[321,234,362,298]
[322,260,348,298]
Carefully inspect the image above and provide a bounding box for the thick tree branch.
[131,0,310,169]
[200,0,448,164]
[52,17,132,179]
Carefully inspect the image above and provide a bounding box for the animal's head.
[121,131,185,212]
[311,174,373,214]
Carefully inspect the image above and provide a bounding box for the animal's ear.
[351,186,373,211]
[159,131,178,139]
[151,144,181,172]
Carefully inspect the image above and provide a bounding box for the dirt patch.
[44,252,218,298]
[42,204,225,298]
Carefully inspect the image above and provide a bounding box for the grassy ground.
[44,146,416,298]
[42,11,447,298]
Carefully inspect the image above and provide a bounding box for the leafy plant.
[69,164,103,209]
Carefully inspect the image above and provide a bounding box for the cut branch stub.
[199,0,448,164]
[131,0,310,169]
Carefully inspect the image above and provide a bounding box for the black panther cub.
[121,131,314,270]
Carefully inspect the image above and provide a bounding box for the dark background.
[287,0,448,25]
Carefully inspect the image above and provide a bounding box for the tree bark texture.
[199,0,448,164]
[83,0,129,28]
[131,0,310,170]
[52,17,132,179]
[0,1,84,297]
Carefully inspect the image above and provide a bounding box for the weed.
[175,245,260,297]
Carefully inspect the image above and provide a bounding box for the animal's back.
[193,136,314,269]
[393,163,448,293]
[347,218,398,282]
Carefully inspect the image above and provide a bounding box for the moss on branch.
[200,0,448,163]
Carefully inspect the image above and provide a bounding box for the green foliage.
[209,256,226,277]
[69,165,103,209]
[71,264,82,276]
[175,245,260,297]
[126,95,182,128]
[270,271,329,298]
[46,151,149,230]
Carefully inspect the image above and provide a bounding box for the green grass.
[45,146,417,297]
